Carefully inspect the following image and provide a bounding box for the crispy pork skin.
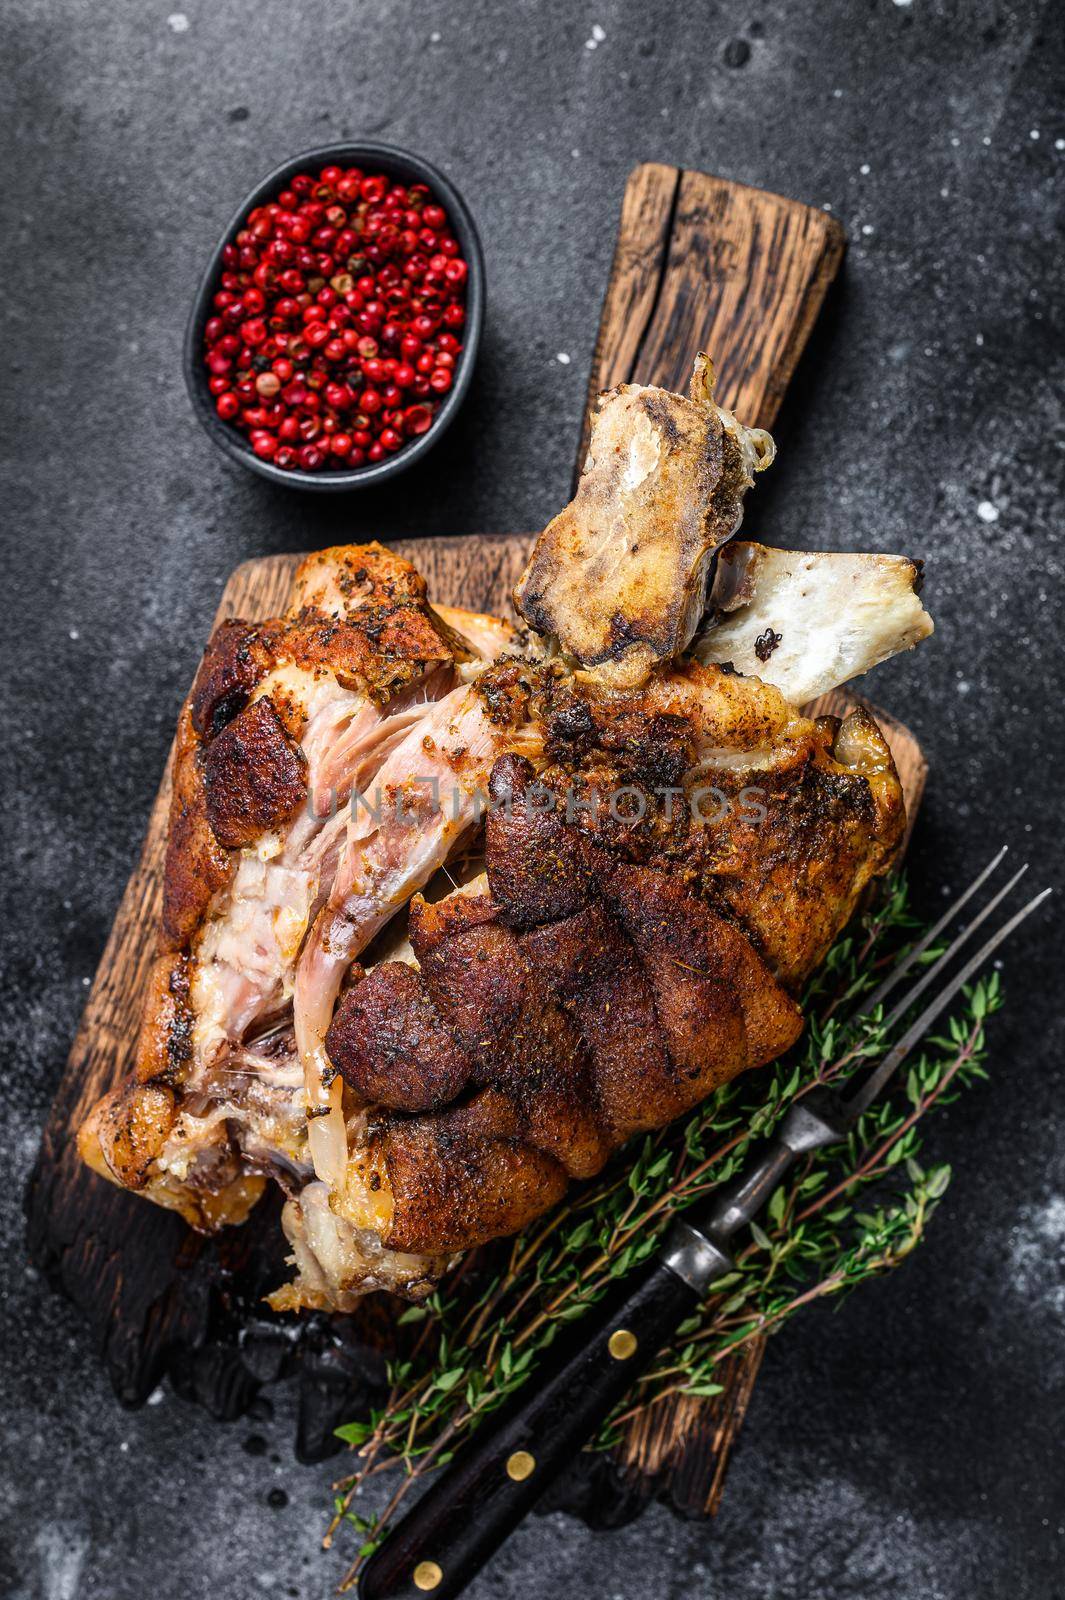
[528,663,906,987]
[162,702,234,950]
[380,1093,570,1256]
[189,618,274,738]
[77,359,929,1315]
[604,862,803,1082]
[689,707,905,985]
[80,1079,177,1191]
[132,951,194,1084]
[202,698,308,849]
[521,903,674,1140]
[313,673,903,1298]
[409,894,611,1180]
[324,766,804,1260]
[483,753,594,926]
[326,963,473,1113]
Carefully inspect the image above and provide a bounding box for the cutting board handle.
[576,162,845,475]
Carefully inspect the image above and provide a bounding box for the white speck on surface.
[555,352,571,365]
[429,29,441,41]
[832,87,843,98]
[859,162,871,174]
[983,134,992,145]
[1056,138,1065,151]
[977,500,1000,523]
[1009,1195,1065,1316]
[148,1386,165,1405]
[940,185,950,198]
[35,1524,89,1600]
[68,627,79,640]
[950,135,960,147]
[592,22,606,41]
[976,332,984,346]
[571,147,580,158]
[584,36,597,50]
[1030,128,1040,140]
[957,679,971,695]
[166,12,189,31]
[821,201,833,211]
[861,223,875,235]
[892,0,913,7]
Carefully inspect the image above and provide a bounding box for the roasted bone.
[696,542,934,705]
[514,354,774,690]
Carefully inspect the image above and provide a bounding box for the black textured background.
[3,1,1064,1596]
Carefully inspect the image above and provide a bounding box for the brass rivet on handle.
[413,1560,443,1591]
[506,1449,536,1481]
[608,1328,638,1360]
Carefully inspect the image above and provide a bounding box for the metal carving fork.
[358,850,1051,1600]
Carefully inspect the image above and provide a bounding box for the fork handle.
[357,1250,708,1600]
[358,1102,846,1599]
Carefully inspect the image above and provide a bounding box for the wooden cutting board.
[26,165,925,1514]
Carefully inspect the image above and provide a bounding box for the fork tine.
[843,886,1053,1118]
[877,861,1029,1034]
[855,845,1010,1019]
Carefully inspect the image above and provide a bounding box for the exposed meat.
[81,542,525,1239]
[292,679,528,1190]
[77,1077,266,1231]
[271,1179,448,1311]
[431,604,530,663]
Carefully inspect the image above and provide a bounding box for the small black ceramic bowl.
[184,142,484,492]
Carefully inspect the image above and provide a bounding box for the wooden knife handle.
[357,1258,700,1600]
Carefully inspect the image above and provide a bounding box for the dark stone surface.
[2,0,1063,1595]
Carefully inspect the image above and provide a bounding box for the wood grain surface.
[26,165,921,1519]
[576,163,846,471]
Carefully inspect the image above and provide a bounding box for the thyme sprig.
[326,875,1003,1588]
